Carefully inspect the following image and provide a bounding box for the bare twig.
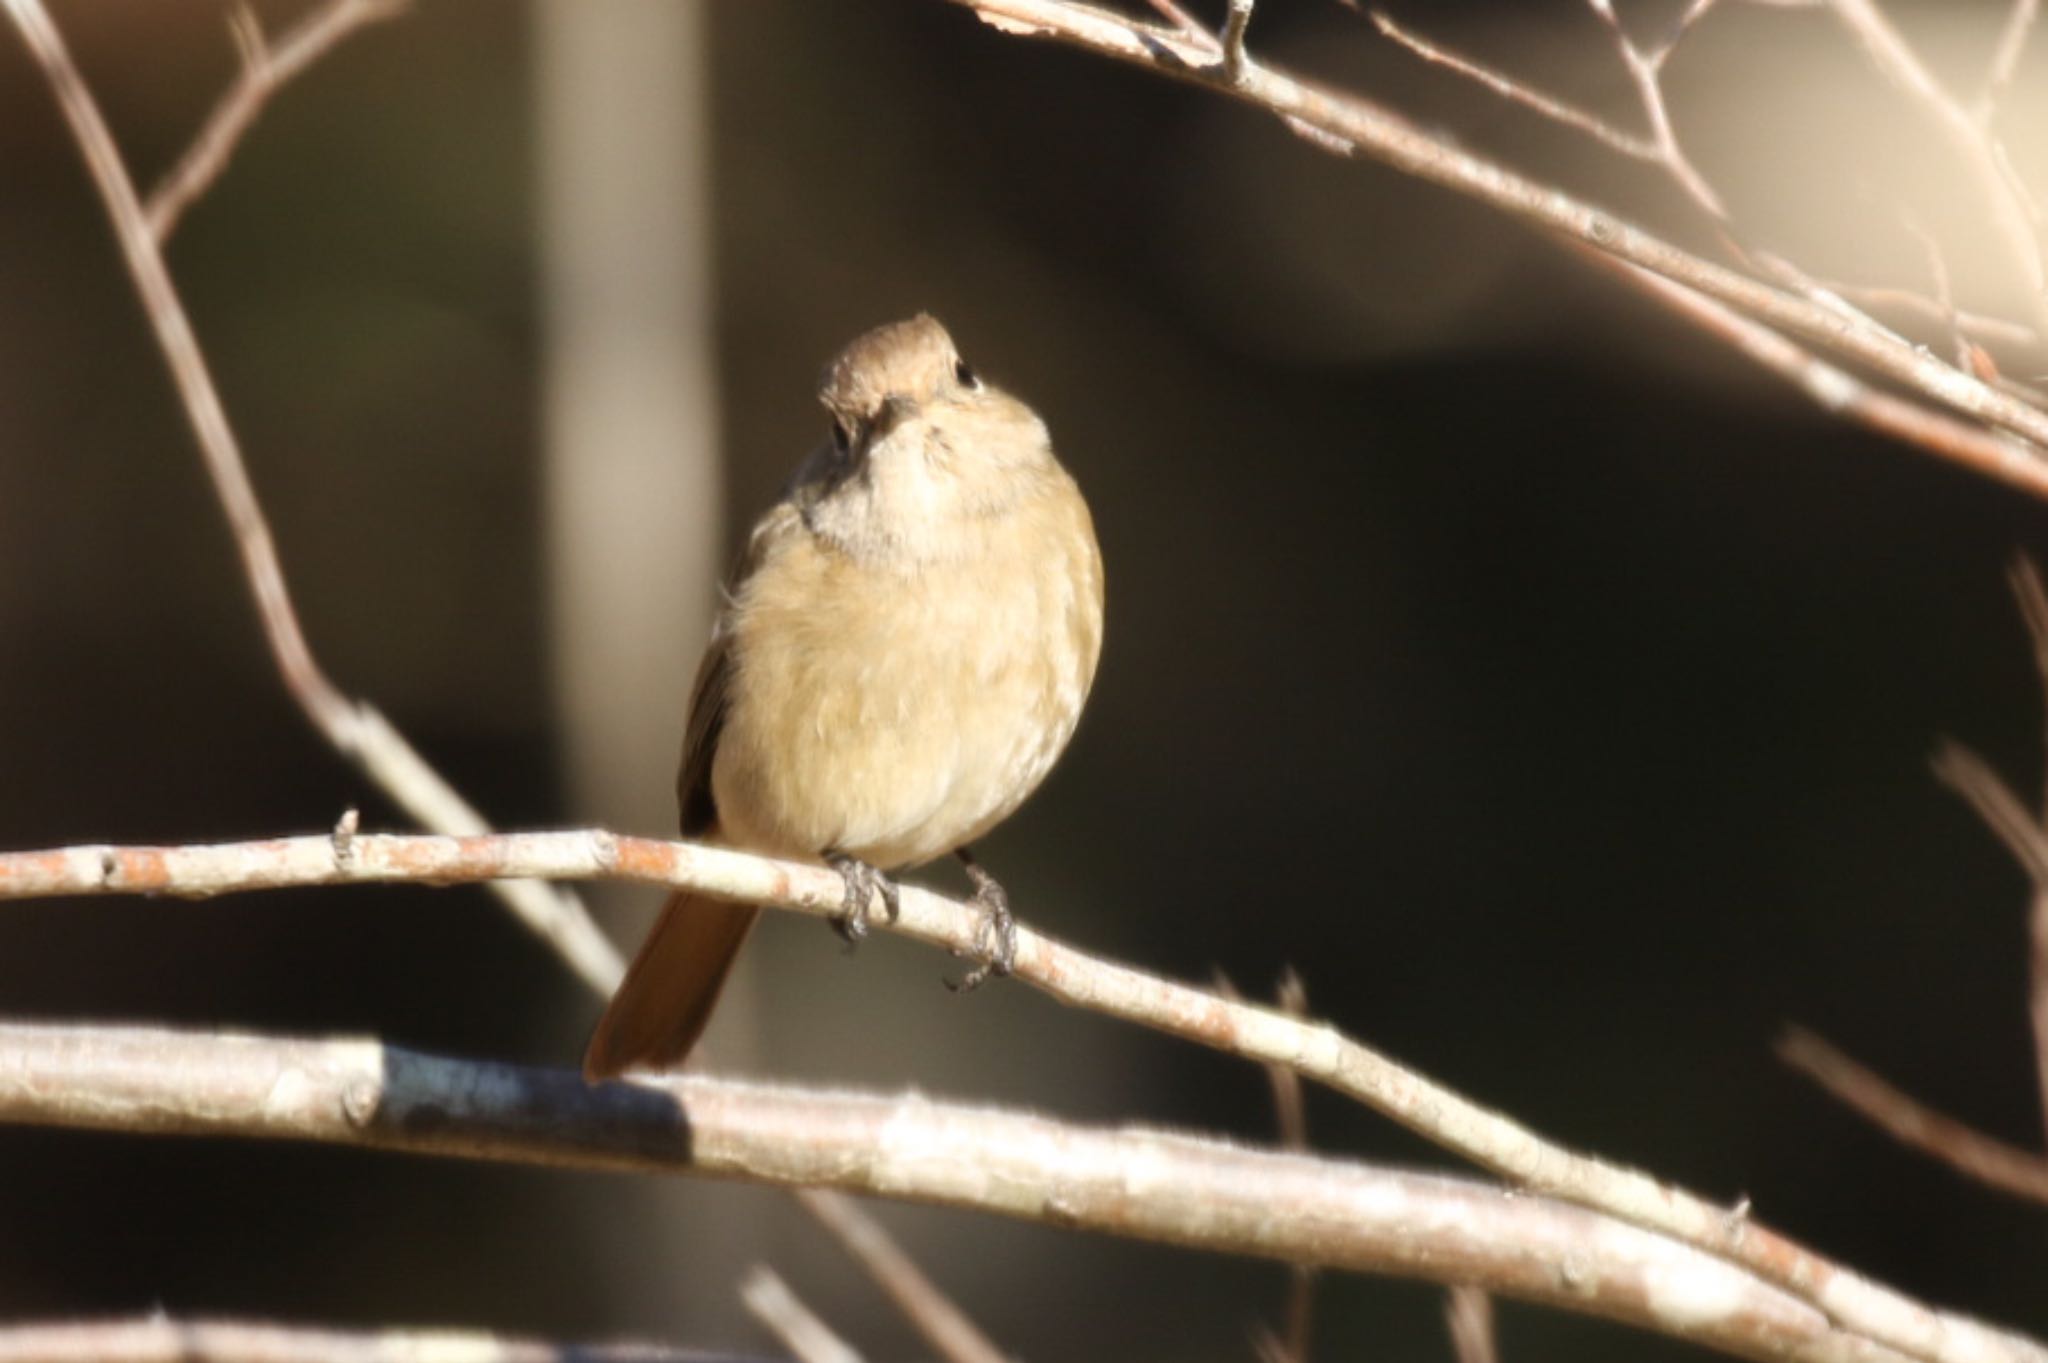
[1934,742,2048,886]
[1583,0,1727,221]
[1222,971,1317,1363]
[1980,0,2040,122]
[1445,1287,1500,1363]
[0,1317,774,1363]
[2007,558,2048,1142]
[791,1190,1007,1363]
[1222,0,1254,84]
[145,0,407,242]
[1822,285,2039,354]
[1589,253,2048,501]
[1823,0,2048,342]
[1141,0,1214,50]
[740,1269,865,1363]
[1778,1028,2048,1206]
[946,0,2048,490]
[1374,1,1894,341]
[2,827,2041,1363]
[0,1019,1944,1363]
[1368,11,1656,160]
[0,0,625,997]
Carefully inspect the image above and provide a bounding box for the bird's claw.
[947,858,1016,993]
[826,853,898,951]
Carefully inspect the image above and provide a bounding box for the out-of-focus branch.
[739,1269,864,1363]
[1445,1288,1500,1363]
[1778,1028,2048,1206]
[0,0,625,998]
[1822,0,2048,342]
[2008,558,2048,1143]
[789,1190,1007,1363]
[0,1317,775,1363]
[1,827,2040,1363]
[1588,253,2048,501]
[145,0,407,243]
[0,1019,1940,1363]
[1372,4,1895,342]
[944,0,2048,500]
[1980,0,2040,121]
[1224,971,1316,1363]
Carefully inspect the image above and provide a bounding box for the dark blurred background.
[2,0,2046,1358]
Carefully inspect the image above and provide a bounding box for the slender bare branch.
[790,1189,1007,1363]
[2004,558,2048,1143]
[1588,253,2048,500]
[1933,742,2048,886]
[0,1317,773,1363]
[740,1269,865,1363]
[1141,0,1213,50]
[1222,971,1318,1363]
[945,0,2048,490]
[146,0,407,242]
[1822,285,2039,354]
[1980,0,2040,122]
[1375,2,1898,345]
[1822,0,2048,341]
[1583,0,1727,220]
[1778,1028,2048,1206]
[0,0,625,997]
[1368,11,1656,160]
[0,827,2040,1363]
[0,1019,1944,1363]
[1446,1287,1500,1363]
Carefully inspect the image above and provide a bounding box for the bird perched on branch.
[585,314,1105,1080]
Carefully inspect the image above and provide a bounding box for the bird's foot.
[947,850,1017,993]
[825,852,899,950]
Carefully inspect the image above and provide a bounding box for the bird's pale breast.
[710,475,1101,869]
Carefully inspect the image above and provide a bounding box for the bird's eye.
[831,419,851,453]
[954,359,980,390]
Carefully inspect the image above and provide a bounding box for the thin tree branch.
[0,0,625,998]
[1222,970,1317,1363]
[1980,0,2040,122]
[1588,252,2048,501]
[1933,742,2048,886]
[1446,1287,1500,1363]
[1583,0,1727,221]
[0,1317,775,1363]
[1821,285,2037,352]
[145,0,407,243]
[1777,1028,2048,1206]
[790,1190,1007,1363]
[739,1269,865,1363]
[0,1019,1939,1363]
[1373,3,1896,344]
[1368,11,1657,160]
[1822,0,2048,342]
[2006,557,2048,1145]
[943,0,2048,495]
[0,828,2038,1363]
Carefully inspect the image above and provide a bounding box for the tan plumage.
[584,315,1104,1081]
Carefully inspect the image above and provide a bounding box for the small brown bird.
[584,315,1105,1080]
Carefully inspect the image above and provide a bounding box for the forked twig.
[146,0,407,242]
